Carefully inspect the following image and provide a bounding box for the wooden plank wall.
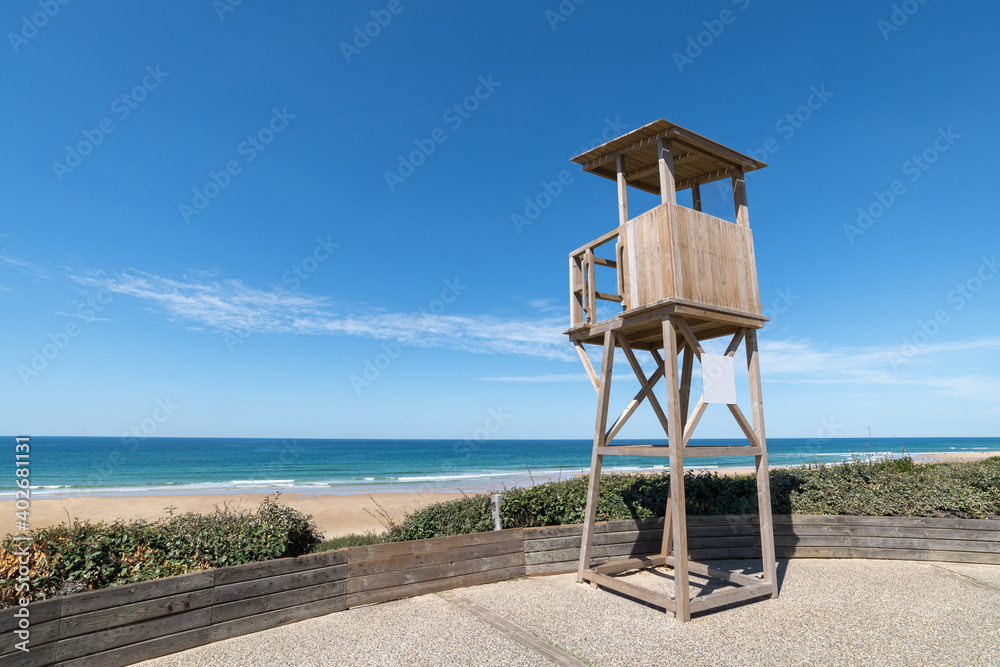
[3,518,996,665]
[525,515,1000,576]
[346,529,525,608]
[621,202,761,316]
[674,205,761,316]
[0,530,525,667]
[0,551,347,667]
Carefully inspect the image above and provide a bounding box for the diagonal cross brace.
[604,332,671,443]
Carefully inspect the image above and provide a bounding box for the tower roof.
[570,119,767,195]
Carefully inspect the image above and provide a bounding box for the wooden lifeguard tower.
[566,119,777,621]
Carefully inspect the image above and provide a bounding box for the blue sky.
[2,1,998,441]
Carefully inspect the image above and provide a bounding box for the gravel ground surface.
[141,593,548,667]
[141,559,1000,667]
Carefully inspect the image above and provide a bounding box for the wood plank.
[0,618,59,655]
[574,341,600,395]
[55,608,212,663]
[732,170,749,227]
[689,548,761,560]
[662,557,761,587]
[727,404,760,447]
[663,315,691,621]
[688,582,771,614]
[682,396,707,445]
[213,564,346,605]
[525,561,579,577]
[774,515,1000,531]
[530,542,660,566]
[526,529,664,553]
[350,552,523,594]
[0,596,63,633]
[0,640,59,667]
[657,137,677,204]
[681,446,762,458]
[691,182,702,211]
[210,595,346,643]
[584,248,596,325]
[569,227,620,259]
[570,255,583,326]
[592,256,617,268]
[773,546,853,559]
[673,316,703,360]
[593,555,666,576]
[679,345,693,431]
[59,588,214,640]
[349,538,522,577]
[582,570,676,612]
[775,535,1000,553]
[347,565,525,608]
[595,291,623,303]
[348,528,521,562]
[745,329,777,598]
[59,570,215,617]
[439,591,587,667]
[781,524,1000,542]
[213,549,346,586]
[211,580,346,624]
[578,330,615,582]
[526,517,664,540]
[597,445,671,457]
[54,627,212,667]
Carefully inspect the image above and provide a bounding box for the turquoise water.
[3,436,997,498]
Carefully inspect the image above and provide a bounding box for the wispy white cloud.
[55,311,111,322]
[68,269,572,360]
[0,254,52,280]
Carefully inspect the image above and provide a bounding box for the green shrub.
[384,457,1000,541]
[0,494,321,607]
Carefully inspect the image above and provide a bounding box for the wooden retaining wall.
[0,549,347,667]
[3,517,998,666]
[523,515,1000,575]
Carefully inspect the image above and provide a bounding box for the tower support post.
[577,330,615,583]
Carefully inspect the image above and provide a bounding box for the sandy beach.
[4,452,996,539]
[0,491,467,539]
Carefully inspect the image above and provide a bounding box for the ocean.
[3,436,997,500]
